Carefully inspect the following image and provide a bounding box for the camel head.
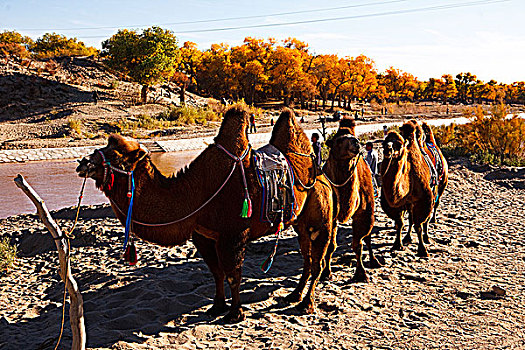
[382,130,407,160]
[326,118,361,160]
[214,105,250,151]
[399,121,420,147]
[76,134,148,189]
[270,108,311,153]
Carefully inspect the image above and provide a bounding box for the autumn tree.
[102,27,179,103]
[31,33,98,58]
[196,43,234,99]
[439,74,458,103]
[0,30,33,58]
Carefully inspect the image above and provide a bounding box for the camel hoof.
[320,270,332,281]
[221,308,245,324]
[369,257,383,269]
[296,301,316,315]
[391,242,404,251]
[206,302,228,317]
[284,291,303,304]
[350,271,370,283]
[402,235,413,245]
[417,246,429,258]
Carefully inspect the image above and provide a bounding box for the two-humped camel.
[76,106,334,323]
[323,119,380,282]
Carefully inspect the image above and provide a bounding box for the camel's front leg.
[391,215,405,251]
[217,230,249,323]
[192,233,227,316]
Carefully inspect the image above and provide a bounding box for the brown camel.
[76,105,334,322]
[269,108,335,312]
[323,118,380,283]
[421,122,448,223]
[380,120,434,257]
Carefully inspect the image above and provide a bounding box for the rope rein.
[284,151,318,190]
[322,153,363,188]
[97,143,251,228]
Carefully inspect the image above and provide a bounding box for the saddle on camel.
[76,105,335,323]
[323,118,381,283]
[380,120,435,257]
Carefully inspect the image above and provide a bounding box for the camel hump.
[224,104,249,119]
[399,121,417,142]
[108,134,140,153]
[280,107,295,120]
[421,122,436,143]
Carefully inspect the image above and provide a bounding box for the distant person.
[383,125,388,136]
[92,90,99,105]
[311,132,322,165]
[333,110,341,121]
[270,118,274,126]
[365,141,379,197]
[249,114,257,133]
[300,116,305,123]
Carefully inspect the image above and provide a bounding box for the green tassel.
[241,198,249,218]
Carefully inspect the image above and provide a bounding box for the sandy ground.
[0,157,524,349]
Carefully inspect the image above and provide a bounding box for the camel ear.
[125,147,147,166]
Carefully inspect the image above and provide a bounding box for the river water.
[0,150,199,219]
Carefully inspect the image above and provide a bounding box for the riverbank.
[1,156,524,349]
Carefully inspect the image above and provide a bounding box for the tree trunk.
[141,85,148,104]
[180,84,186,106]
[14,175,86,350]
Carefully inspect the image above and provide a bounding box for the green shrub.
[160,105,220,125]
[0,237,17,272]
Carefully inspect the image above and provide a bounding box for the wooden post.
[14,174,86,350]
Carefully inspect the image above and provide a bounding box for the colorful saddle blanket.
[421,142,444,187]
[253,144,296,224]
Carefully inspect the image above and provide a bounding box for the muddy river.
[0,150,199,218]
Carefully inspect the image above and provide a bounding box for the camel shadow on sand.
[1,224,388,349]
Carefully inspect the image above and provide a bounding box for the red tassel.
[123,242,138,265]
[107,173,114,191]
[247,198,252,217]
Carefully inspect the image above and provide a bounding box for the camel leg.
[284,226,311,303]
[216,231,249,324]
[423,220,430,245]
[415,223,429,258]
[430,195,441,223]
[321,223,338,281]
[403,211,413,245]
[391,215,405,251]
[192,233,227,316]
[359,208,381,269]
[296,226,331,314]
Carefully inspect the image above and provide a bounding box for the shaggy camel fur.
[421,122,448,223]
[380,120,434,257]
[76,106,334,322]
[323,119,380,283]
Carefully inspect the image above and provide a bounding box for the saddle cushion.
[253,144,295,223]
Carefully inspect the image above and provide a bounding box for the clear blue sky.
[1,0,523,83]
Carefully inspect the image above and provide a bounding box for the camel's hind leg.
[403,211,413,245]
[415,223,429,257]
[422,220,430,244]
[192,233,227,316]
[216,230,249,323]
[284,226,312,303]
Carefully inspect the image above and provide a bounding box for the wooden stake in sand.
[14,174,86,350]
